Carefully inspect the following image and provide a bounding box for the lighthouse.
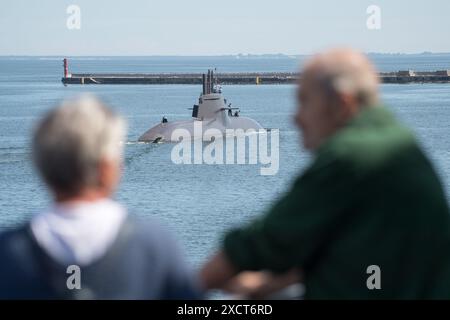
[63,58,71,78]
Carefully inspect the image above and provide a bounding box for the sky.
[0,0,450,56]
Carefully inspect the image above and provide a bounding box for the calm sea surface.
[1,55,450,266]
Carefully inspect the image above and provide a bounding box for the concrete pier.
[62,71,450,85]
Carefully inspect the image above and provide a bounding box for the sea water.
[0,55,449,266]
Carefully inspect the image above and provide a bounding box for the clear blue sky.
[1,0,449,55]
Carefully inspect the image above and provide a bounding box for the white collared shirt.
[30,198,127,266]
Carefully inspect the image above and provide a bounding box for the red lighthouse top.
[63,58,69,78]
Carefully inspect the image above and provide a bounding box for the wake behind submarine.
[138,69,263,143]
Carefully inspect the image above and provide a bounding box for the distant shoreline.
[1,52,450,59]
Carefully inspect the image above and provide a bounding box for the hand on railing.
[222,269,304,300]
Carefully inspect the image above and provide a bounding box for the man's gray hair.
[320,65,379,107]
[307,49,380,107]
[33,96,126,194]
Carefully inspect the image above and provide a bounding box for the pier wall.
[62,71,450,85]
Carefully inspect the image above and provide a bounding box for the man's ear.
[97,158,121,196]
[336,93,359,122]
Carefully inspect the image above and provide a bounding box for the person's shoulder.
[126,213,172,237]
[0,223,37,283]
[123,214,180,255]
[0,224,30,255]
[122,214,200,299]
[319,106,418,171]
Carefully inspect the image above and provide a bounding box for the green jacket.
[224,106,450,299]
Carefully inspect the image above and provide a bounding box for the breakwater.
[61,59,450,85]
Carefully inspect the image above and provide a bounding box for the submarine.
[138,69,263,143]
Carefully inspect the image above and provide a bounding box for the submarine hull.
[138,117,263,143]
[138,69,265,143]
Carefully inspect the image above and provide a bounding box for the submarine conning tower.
[202,69,218,95]
[137,68,264,142]
[192,69,225,119]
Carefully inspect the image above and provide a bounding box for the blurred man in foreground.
[201,48,450,299]
[0,96,199,299]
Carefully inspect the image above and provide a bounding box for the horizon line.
[1,52,450,58]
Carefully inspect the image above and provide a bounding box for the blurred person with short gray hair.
[32,96,126,201]
[0,96,199,299]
